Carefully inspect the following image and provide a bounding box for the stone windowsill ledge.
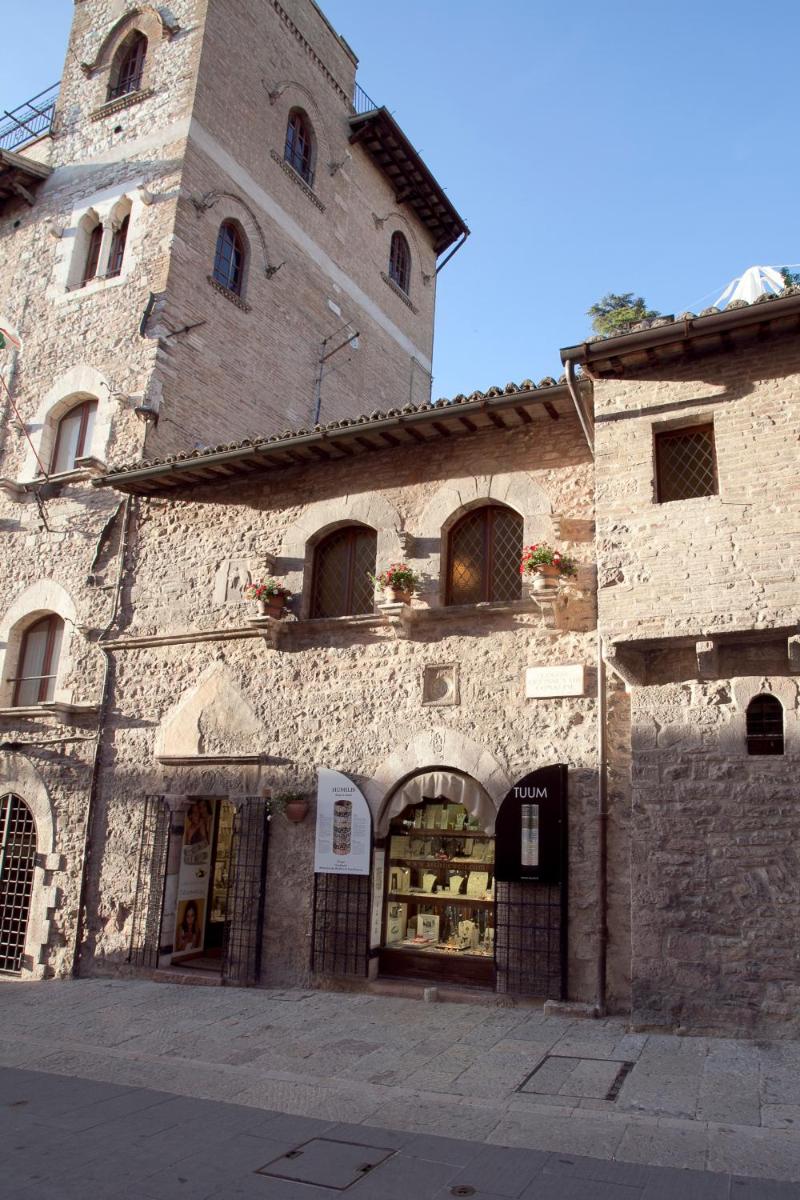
[0,701,100,721]
[269,149,325,212]
[207,275,252,311]
[381,271,418,314]
[156,754,279,767]
[89,88,155,121]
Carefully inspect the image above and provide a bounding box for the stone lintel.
[696,638,719,680]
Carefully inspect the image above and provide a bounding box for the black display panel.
[494,765,568,884]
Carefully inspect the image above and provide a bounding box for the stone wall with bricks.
[81,412,633,1010]
[593,336,800,642]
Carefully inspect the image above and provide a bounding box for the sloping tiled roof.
[97,374,581,495]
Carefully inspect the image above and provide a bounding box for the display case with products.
[379,799,496,987]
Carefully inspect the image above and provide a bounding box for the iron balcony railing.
[0,83,59,153]
[352,82,379,116]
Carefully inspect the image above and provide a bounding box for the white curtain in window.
[378,770,496,835]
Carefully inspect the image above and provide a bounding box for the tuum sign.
[494,764,568,884]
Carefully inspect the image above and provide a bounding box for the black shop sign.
[494,764,568,884]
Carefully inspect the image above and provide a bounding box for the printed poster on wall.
[173,798,216,960]
[494,765,567,885]
[314,769,371,875]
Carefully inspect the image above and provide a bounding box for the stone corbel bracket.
[603,643,646,688]
[696,638,719,680]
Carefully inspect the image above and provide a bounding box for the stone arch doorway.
[376,765,499,988]
[0,793,37,975]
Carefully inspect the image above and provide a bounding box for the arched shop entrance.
[377,770,497,987]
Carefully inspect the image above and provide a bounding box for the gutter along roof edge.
[560,290,800,366]
[95,380,588,494]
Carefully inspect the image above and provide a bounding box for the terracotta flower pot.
[284,798,309,823]
[258,594,286,617]
[388,587,412,604]
[530,563,561,594]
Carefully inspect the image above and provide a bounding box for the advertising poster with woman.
[173,798,216,960]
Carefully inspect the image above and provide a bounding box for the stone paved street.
[2,979,800,1195]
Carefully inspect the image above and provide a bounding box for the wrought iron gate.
[495,881,567,998]
[311,872,370,977]
[0,793,37,975]
[128,795,170,968]
[221,798,269,986]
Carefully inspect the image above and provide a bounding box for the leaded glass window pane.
[447,505,523,605]
[311,526,377,618]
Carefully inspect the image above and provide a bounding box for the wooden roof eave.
[95,385,584,495]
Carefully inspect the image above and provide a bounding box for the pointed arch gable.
[156,664,265,758]
[87,6,176,74]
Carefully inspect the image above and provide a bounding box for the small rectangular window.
[655,423,717,503]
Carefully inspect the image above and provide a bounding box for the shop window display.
[380,799,495,987]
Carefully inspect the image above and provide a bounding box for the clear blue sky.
[3,1,799,397]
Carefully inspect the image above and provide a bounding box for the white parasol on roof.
[714,265,786,307]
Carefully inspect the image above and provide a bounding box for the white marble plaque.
[525,664,585,699]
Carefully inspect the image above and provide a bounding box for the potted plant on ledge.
[243,578,292,618]
[520,544,577,595]
[270,791,309,823]
[371,562,421,605]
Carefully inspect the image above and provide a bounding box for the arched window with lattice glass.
[284,109,315,185]
[746,694,784,756]
[389,231,411,294]
[311,525,377,618]
[446,504,523,605]
[213,221,246,295]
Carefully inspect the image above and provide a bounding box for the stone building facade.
[1,0,798,1039]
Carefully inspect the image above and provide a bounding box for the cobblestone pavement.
[1,979,800,1190]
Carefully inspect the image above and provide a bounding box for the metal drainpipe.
[72,492,134,977]
[595,632,609,1017]
[565,357,594,453]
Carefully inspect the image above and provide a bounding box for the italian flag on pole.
[0,324,22,352]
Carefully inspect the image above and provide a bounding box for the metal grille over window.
[284,110,314,185]
[311,873,370,977]
[495,882,566,998]
[746,694,784,756]
[221,799,269,986]
[0,794,37,975]
[655,425,717,503]
[311,525,377,618]
[128,796,170,968]
[213,222,245,295]
[447,505,523,605]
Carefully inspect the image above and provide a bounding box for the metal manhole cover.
[517,1055,634,1101]
[257,1138,394,1190]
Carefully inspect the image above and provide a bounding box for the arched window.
[13,615,64,707]
[446,504,523,606]
[108,32,147,101]
[51,398,97,474]
[213,222,246,295]
[746,694,784,756]
[311,525,377,618]
[284,109,314,185]
[81,223,103,286]
[106,215,129,277]
[389,232,411,294]
[0,794,37,974]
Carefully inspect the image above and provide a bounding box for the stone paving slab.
[4,979,800,1183]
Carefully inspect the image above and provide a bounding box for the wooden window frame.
[310,526,376,619]
[212,221,245,296]
[50,398,97,474]
[12,615,63,707]
[108,33,147,102]
[445,504,522,606]
[106,215,129,278]
[654,423,718,504]
[389,231,411,294]
[284,110,314,186]
[81,224,103,286]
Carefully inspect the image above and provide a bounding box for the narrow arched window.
[0,794,37,974]
[13,615,64,707]
[746,694,784,756]
[447,504,523,606]
[284,109,314,185]
[311,525,377,618]
[389,232,411,294]
[213,222,245,295]
[51,398,97,474]
[106,215,129,277]
[108,32,147,101]
[82,224,103,286]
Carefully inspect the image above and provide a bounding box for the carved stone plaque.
[422,663,460,707]
[525,664,585,699]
